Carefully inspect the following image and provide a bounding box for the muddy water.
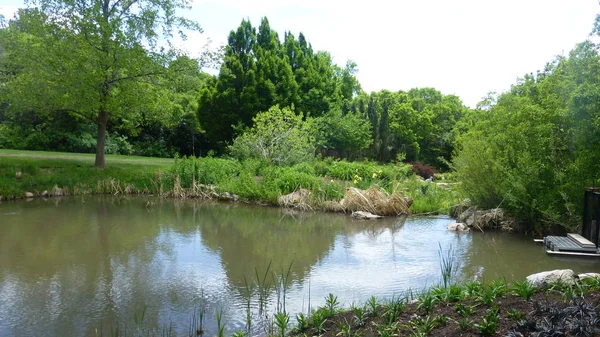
[1,196,600,336]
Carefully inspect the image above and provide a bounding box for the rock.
[218,192,237,202]
[459,207,515,231]
[350,211,383,220]
[41,190,49,198]
[0,196,3,202]
[526,269,576,288]
[15,171,22,179]
[578,273,600,280]
[447,222,470,232]
[458,207,476,223]
[25,192,35,198]
[209,192,220,199]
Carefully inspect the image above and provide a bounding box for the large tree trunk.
[95,110,108,169]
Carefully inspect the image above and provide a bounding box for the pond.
[2,196,600,336]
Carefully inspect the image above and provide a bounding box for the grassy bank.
[0,150,462,215]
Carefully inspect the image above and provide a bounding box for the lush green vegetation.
[0,8,467,170]
[0,150,167,197]
[0,150,461,215]
[2,0,600,232]
[453,25,600,233]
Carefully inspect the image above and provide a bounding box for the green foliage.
[310,309,328,334]
[511,280,536,301]
[408,315,437,335]
[474,307,499,336]
[324,293,340,317]
[507,309,526,320]
[274,311,290,337]
[0,150,168,198]
[455,317,474,331]
[0,0,201,167]
[454,303,476,318]
[365,296,379,316]
[229,106,315,166]
[313,109,372,155]
[416,292,438,314]
[453,31,600,232]
[382,296,405,324]
[294,313,309,332]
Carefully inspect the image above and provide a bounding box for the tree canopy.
[0,0,201,167]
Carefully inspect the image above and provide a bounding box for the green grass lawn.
[0,149,174,198]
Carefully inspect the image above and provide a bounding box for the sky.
[1,0,599,107]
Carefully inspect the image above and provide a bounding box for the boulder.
[526,269,576,288]
[25,192,35,198]
[41,190,49,198]
[459,207,515,231]
[218,192,238,202]
[578,273,600,280]
[448,222,470,232]
[350,211,383,220]
[458,207,476,223]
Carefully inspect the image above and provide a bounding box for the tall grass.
[0,151,461,215]
[438,244,456,288]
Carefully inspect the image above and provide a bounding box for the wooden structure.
[538,188,600,257]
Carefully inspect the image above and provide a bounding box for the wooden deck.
[545,235,598,253]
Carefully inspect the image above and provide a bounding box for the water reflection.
[1,197,600,336]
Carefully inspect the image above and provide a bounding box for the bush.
[229,106,315,166]
[411,161,437,179]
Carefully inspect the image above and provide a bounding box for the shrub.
[411,161,437,179]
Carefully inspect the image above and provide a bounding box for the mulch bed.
[292,291,600,336]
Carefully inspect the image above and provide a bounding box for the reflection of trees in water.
[0,197,413,336]
[0,196,173,336]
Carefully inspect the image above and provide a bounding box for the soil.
[292,291,600,337]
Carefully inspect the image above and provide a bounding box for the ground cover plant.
[289,277,600,337]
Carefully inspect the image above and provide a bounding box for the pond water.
[2,196,600,336]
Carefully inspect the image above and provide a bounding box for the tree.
[228,106,314,166]
[0,0,200,168]
[313,108,371,159]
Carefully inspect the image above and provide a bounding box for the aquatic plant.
[438,244,456,288]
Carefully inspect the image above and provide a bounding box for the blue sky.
[2,0,598,107]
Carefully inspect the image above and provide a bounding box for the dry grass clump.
[340,187,412,216]
[278,188,313,211]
